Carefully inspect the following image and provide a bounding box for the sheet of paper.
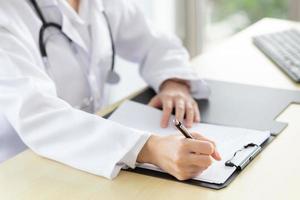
[109,101,270,184]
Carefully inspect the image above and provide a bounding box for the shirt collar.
[59,0,104,26]
[93,0,104,13]
[57,0,86,25]
[77,0,105,26]
[37,0,104,25]
[35,0,105,53]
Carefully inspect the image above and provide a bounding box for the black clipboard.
[126,136,274,190]
[129,80,300,136]
[104,80,300,189]
[105,107,273,189]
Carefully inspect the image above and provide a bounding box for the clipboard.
[104,80,300,189]
[126,136,274,190]
[105,100,273,189]
[130,80,300,135]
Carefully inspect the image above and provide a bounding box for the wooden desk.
[1,18,300,200]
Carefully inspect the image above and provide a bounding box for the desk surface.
[1,18,300,200]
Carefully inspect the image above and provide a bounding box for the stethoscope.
[29,0,121,85]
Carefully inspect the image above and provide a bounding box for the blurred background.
[107,0,300,105]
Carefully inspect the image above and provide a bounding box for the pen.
[174,119,222,161]
[173,119,194,139]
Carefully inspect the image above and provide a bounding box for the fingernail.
[216,150,222,160]
[161,123,167,128]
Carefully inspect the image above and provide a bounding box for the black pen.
[173,119,194,139]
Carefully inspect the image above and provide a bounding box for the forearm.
[137,135,160,165]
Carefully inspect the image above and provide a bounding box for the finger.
[187,154,213,168]
[191,133,222,161]
[148,96,162,108]
[187,165,206,173]
[176,156,208,176]
[175,98,185,122]
[191,169,204,177]
[161,98,173,128]
[193,102,201,122]
[175,165,204,180]
[185,102,194,128]
[187,166,205,176]
[180,169,203,180]
[185,140,215,155]
[211,149,222,161]
[191,133,215,146]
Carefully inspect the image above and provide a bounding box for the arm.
[0,2,220,181]
[0,27,150,179]
[104,0,210,127]
[0,24,220,181]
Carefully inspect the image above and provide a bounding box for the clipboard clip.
[225,143,262,170]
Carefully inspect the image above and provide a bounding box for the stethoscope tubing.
[29,0,117,76]
[29,0,121,110]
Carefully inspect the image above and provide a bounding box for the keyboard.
[253,29,300,82]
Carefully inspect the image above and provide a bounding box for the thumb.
[148,96,162,108]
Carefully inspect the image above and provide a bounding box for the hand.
[148,79,200,128]
[137,132,221,181]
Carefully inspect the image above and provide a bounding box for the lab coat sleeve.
[0,28,151,179]
[104,0,210,99]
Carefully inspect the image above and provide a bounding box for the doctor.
[0,0,221,181]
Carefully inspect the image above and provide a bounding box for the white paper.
[109,101,270,184]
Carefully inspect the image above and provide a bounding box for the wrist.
[137,135,161,165]
[160,79,190,92]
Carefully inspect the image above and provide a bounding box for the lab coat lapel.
[38,0,89,53]
[89,0,111,109]
[90,2,111,66]
[61,15,89,53]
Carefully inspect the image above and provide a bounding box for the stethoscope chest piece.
[106,70,121,84]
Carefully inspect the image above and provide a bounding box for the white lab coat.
[0,0,210,178]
